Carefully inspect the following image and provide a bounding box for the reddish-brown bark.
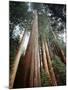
[21,10,41,87]
[41,40,52,85]
[45,40,57,86]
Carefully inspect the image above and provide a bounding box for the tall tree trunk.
[22,10,41,88]
[9,30,26,89]
[44,40,57,86]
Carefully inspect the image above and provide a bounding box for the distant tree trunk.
[22,10,41,88]
[55,41,66,64]
[9,30,26,89]
[41,40,52,85]
[59,47,66,64]
[44,40,57,86]
[47,43,54,60]
[51,30,66,64]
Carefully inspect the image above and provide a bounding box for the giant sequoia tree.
[9,1,66,89]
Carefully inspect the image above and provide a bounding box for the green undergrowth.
[52,55,66,85]
[40,68,51,86]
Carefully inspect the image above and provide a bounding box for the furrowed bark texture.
[22,10,41,88]
[41,40,52,85]
[45,40,57,86]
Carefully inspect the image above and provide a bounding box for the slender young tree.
[51,30,66,64]
[9,30,27,88]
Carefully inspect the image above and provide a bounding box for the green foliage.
[9,1,28,25]
[52,55,66,85]
[32,3,43,10]
[40,68,50,86]
[38,14,49,40]
[40,55,66,86]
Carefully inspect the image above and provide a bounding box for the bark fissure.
[44,40,57,86]
[21,10,41,87]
